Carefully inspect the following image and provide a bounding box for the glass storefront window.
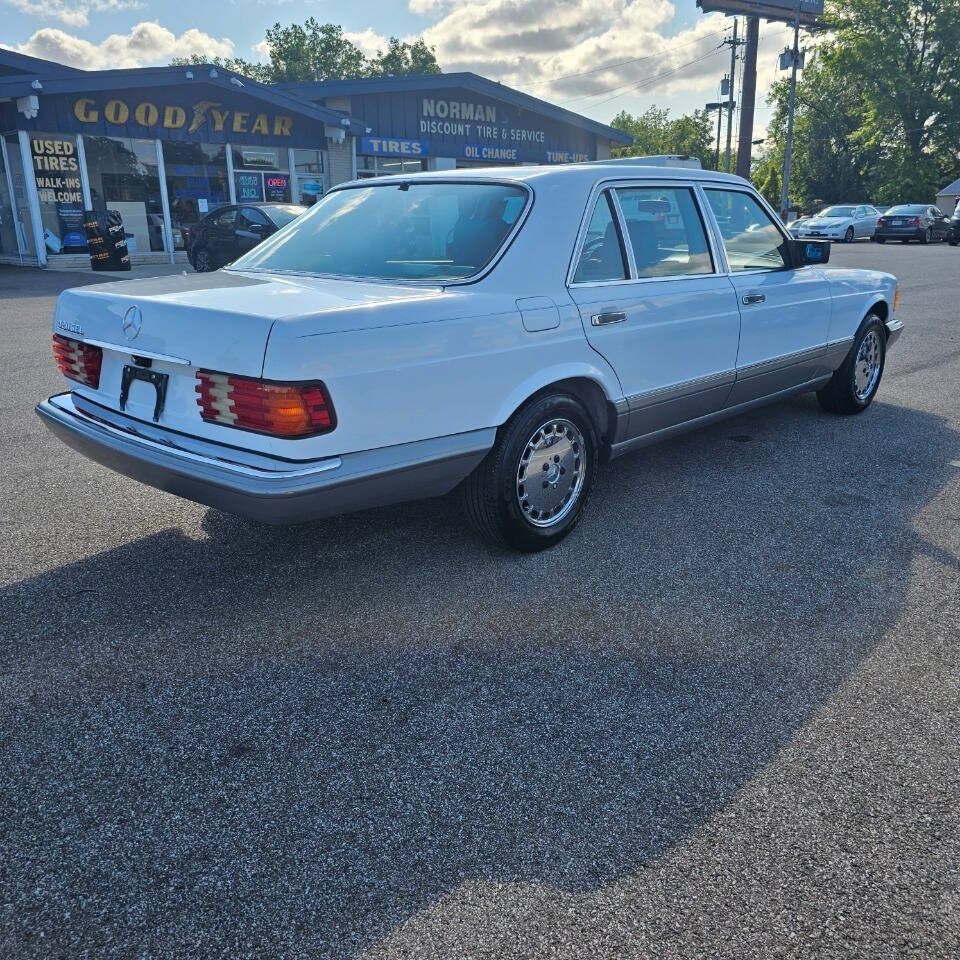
[161,141,229,249]
[232,143,291,203]
[231,144,288,172]
[357,156,428,179]
[4,134,37,259]
[0,142,23,258]
[28,132,86,255]
[84,135,166,254]
[293,148,325,205]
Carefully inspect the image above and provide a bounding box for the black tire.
[460,392,598,551]
[193,246,213,272]
[843,226,854,243]
[817,315,886,415]
[948,238,959,246]
[875,237,886,244]
[921,227,932,245]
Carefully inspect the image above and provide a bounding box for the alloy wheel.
[853,329,882,401]
[515,418,586,528]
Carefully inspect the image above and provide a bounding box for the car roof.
[334,163,753,190]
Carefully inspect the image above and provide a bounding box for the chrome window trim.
[699,183,795,274]
[226,177,534,289]
[567,177,723,289]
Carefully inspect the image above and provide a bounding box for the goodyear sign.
[6,88,325,148]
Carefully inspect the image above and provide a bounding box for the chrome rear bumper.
[37,393,494,524]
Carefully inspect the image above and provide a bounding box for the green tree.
[610,106,718,169]
[169,54,270,83]
[172,21,441,83]
[764,0,960,209]
[367,38,442,77]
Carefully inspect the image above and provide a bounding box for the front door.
[702,187,832,406]
[567,183,741,439]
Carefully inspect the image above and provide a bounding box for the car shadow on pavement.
[1,395,957,958]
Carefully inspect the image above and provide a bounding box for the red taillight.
[52,334,102,389]
[911,217,921,225]
[878,217,888,224]
[195,371,335,437]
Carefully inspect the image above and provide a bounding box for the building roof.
[0,61,370,133]
[937,177,960,195]
[0,46,82,78]
[277,72,634,145]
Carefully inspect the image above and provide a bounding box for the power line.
[523,29,726,90]
[564,44,727,110]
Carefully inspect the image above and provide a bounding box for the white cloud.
[15,20,235,69]
[343,27,389,59]
[412,0,796,134]
[7,0,144,29]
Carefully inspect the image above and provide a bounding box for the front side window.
[705,189,790,271]
[212,208,237,228]
[616,186,713,278]
[573,192,627,283]
[231,181,527,281]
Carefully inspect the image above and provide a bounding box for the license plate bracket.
[120,363,169,422]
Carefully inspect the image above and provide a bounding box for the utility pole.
[779,5,802,219]
[724,18,738,173]
[735,15,759,180]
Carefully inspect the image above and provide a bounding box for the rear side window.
[704,189,790,271]
[615,186,713,278]
[573,192,628,283]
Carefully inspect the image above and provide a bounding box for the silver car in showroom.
[793,204,882,243]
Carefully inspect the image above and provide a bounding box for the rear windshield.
[265,204,305,227]
[885,205,926,214]
[232,181,528,280]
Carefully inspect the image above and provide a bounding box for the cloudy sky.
[6,0,797,136]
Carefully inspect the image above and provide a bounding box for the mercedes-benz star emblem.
[122,305,142,341]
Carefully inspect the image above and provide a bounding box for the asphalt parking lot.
[2,243,959,959]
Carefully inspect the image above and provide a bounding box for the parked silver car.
[793,204,881,243]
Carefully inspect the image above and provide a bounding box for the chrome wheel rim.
[854,329,882,400]
[516,418,586,528]
[196,251,210,271]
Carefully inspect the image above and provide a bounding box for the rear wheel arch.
[506,376,619,450]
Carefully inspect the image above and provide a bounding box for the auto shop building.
[0,48,631,269]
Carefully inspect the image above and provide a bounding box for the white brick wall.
[327,137,355,186]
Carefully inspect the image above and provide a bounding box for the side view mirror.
[248,222,265,234]
[790,238,830,266]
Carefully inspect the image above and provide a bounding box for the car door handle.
[591,311,627,326]
[742,293,766,305]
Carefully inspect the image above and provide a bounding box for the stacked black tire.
[83,209,131,272]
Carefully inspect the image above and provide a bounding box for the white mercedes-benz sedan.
[38,163,903,551]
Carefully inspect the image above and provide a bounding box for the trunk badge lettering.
[56,318,83,336]
[122,306,143,341]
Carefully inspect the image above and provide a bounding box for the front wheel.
[844,226,855,243]
[817,316,886,415]
[460,393,598,551]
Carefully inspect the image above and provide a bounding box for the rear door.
[567,180,741,439]
[701,186,832,406]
